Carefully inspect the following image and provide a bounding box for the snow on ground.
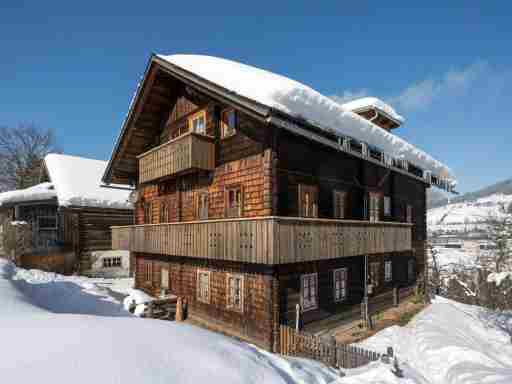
[3,259,512,383]
[44,153,133,209]
[0,259,341,384]
[158,54,453,182]
[358,296,512,384]
[428,193,512,233]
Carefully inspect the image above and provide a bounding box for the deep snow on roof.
[0,182,56,207]
[157,54,453,182]
[44,154,132,209]
[341,97,405,124]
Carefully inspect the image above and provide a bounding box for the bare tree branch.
[0,123,61,191]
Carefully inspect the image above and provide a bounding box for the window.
[226,186,242,218]
[197,191,209,220]
[189,110,206,135]
[384,261,392,282]
[160,201,169,223]
[38,216,57,230]
[221,108,237,139]
[145,262,153,284]
[369,262,380,289]
[144,202,152,224]
[368,193,381,222]
[197,270,210,303]
[333,190,346,219]
[301,273,318,311]
[227,274,244,311]
[299,184,318,218]
[406,204,413,223]
[384,196,391,217]
[333,268,348,302]
[408,259,415,281]
[161,267,169,290]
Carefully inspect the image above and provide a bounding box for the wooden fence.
[279,325,382,369]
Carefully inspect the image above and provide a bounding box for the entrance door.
[161,267,170,296]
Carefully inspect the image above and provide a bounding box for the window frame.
[408,259,415,281]
[368,192,381,222]
[383,196,392,217]
[226,273,244,312]
[197,191,209,220]
[301,273,318,312]
[220,108,237,139]
[189,110,207,135]
[225,185,243,218]
[38,215,58,230]
[161,266,170,290]
[145,262,153,285]
[160,200,169,223]
[406,204,413,223]
[369,262,380,288]
[333,190,347,219]
[333,268,348,302]
[196,269,211,304]
[143,202,152,224]
[384,260,392,282]
[298,184,318,218]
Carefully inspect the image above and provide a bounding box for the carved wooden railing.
[138,132,215,184]
[112,217,412,265]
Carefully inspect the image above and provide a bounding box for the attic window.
[189,110,206,135]
[221,109,237,139]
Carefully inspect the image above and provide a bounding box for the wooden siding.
[138,132,215,184]
[112,217,412,265]
[135,255,276,349]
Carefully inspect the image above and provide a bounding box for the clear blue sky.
[1,1,511,193]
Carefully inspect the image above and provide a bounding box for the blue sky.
[1,1,511,193]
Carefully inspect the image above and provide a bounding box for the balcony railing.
[112,217,412,265]
[138,132,215,184]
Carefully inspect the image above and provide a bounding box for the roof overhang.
[103,55,456,193]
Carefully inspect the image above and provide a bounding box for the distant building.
[0,154,133,276]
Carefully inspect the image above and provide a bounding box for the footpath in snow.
[1,259,512,384]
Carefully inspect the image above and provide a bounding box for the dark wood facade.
[107,57,429,350]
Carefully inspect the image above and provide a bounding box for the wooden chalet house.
[0,154,133,276]
[105,55,455,350]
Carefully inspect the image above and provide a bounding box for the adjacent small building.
[0,153,133,276]
[104,54,455,350]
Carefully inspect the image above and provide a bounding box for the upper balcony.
[112,217,412,265]
[138,132,215,184]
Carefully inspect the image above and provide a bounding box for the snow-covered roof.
[0,182,57,207]
[341,97,405,124]
[157,55,454,182]
[44,154,132,209]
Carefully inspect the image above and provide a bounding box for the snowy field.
[2,259,512,384]
[428,193,512,233]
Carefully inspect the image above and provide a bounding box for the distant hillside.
[428,177,512,209]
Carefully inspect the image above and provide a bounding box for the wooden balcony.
[112,217,412,265]
[138,132,215,184]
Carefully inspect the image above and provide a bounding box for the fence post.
[295,304,301,331]
[329,336,337,367]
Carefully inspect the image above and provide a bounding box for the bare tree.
[0,124,60,191]
[485,204,512,273]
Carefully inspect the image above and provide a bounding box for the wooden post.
[330,336,337,367]
[393,287,398,307]
[295,303,301,332]
[176,297,183,321]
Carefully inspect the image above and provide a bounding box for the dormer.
[342,97,404,131]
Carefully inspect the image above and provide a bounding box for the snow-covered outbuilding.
[0,154,133,276]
